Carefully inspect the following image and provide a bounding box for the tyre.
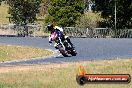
[59,47,69,57]
[62,53,69,57]
[70,49,77,56]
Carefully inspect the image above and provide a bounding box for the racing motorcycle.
[50,33,77,57]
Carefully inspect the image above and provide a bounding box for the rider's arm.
[49,31,58,43]
[49,34,52,43]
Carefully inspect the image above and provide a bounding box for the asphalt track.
[0,37,132,66]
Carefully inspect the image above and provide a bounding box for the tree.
[39,0,50,16]
[45,0,85,27]
[76,12,102,29]
[92,0,132,29]
[8,0,42,36]
[0,0,4,5]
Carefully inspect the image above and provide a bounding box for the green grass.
[0,59,131,88]
[0,45,53,62]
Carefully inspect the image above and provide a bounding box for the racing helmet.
[47,24,54,31]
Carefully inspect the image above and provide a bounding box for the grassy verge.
[0,45,53,62]
[0,59,131,88]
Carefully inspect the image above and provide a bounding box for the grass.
[0,59,131,88]
[0,45,53,62]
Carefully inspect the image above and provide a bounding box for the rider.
[47,24,74,49]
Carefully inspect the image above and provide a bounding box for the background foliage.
[39,0,50,16]
[1,0,132,30]
[76,12,102,29]
[8,0,42,25]
[5,0,42,36]
[92,0,132,29]
[45,0,85,27]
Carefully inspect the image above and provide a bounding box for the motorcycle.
[57,37,77,57]
[50,33,77,57]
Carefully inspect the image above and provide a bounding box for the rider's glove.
[49,41,52,46]
[49,41,52,43]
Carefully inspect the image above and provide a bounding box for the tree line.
[0,0,132,34]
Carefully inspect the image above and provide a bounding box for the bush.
[75,12,102,29]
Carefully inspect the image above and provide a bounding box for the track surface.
[0,37,132,65]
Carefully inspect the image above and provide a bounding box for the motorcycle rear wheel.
[59,47,69,57]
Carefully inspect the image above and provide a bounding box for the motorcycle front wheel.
[70,49,77,56]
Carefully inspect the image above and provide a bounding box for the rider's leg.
[65,36,74,48]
